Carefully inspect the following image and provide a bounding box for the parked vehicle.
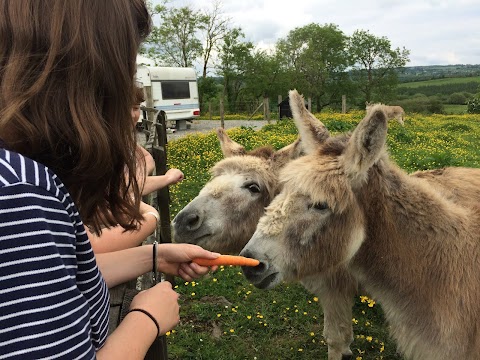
[136,65,200,130]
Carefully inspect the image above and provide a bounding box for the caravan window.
[161,81,190,100]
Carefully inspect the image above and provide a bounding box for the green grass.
[165,112,480,359]
[443,104,467,114]
[398,76,480,88]
[167,270,396,360]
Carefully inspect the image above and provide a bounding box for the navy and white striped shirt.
[0,148,110,359]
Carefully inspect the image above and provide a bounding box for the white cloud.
[153,0,480,66]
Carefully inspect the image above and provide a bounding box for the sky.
[152,0,480,67]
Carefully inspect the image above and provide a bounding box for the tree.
[197,76,222,111]
[276,23,352,112]
[243,50,285,100]
[448,92,467,105]
[467,97,480,114]
[138,2,165,55]
[200,0,231,79]
[348,30,410,104]
[216,28,254,113]
[144,5,207,67]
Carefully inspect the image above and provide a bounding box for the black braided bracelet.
[128,308,160,337]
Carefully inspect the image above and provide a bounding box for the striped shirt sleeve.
[0,149,110,359]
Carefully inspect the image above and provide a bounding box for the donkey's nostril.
[254,260,267,272]
[174,211,202,232]
[240,249,268,277]
[241,259,268,280]
[185,213,200,230]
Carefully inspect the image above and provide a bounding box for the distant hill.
[397,76,480,96]
[397,64,480,83]
[393,65,480,115]
[398,77,480,88]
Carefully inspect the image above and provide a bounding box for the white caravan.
[136,65,200,130]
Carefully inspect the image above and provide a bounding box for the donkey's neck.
[353,161,474,279]
[358,160,471,249]
[350,161,479,358]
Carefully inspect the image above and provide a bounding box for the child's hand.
[130,282,179,335]
[165,168,184,185]
[157,243,220,281]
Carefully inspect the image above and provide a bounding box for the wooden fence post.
[278,95,282,120]
[264,97,270,123]
[145,111,173,360]
[154,116,173,259]
[307,97,312,112]
[144,86,154,128]
[220,97,225,128]
[342,95,347,114]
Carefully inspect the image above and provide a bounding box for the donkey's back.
[412,167,480,206]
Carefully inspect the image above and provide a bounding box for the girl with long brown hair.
[0,1,218,358]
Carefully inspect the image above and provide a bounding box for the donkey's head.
[365,101,384,115]
[240,104,389,289]
[172,90,329,254]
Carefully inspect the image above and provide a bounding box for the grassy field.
[444,104,468,114]
[398,76,480,88]
[164,112,480,359]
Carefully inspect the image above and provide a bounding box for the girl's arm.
[95,243,220,288]
[95,243,220,358]
[139,145,155,175]
[97,281,179,360]
[140,168,184,196]
[96,312,158,360]
[135,145,155,194]
[95,245,152,288]
[88,202,158,253]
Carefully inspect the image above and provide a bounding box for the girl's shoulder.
[0,148,70,200]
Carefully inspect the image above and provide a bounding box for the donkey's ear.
[277,137,303,160]
[342,105,388,185]
[270,137,303,171]
[289,89,329,155]
[216,128,246,157]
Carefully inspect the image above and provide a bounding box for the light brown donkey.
[172,125,361,360]
[172,127,303,255]
[366,101,405,125]
[241,99,480,359]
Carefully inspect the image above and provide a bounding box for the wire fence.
[201,98,282,120]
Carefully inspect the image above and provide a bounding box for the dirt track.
[136,119,277,146]
[166,119,276,141]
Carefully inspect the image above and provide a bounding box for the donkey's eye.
[309,202,329,211]
[245,182,260,194]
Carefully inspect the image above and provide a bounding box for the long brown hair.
[134,86,146,105]
[0,0,151,233]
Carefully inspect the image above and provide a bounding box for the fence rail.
[202,95,349,122]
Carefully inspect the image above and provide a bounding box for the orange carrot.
[193,255,260,267]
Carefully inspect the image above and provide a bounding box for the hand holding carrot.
[156,243,221,281]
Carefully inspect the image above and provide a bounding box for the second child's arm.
[88,202,158,253]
